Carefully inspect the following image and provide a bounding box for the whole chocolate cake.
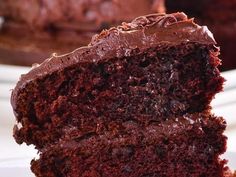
[163,0,236,70]
[0,0,161,66]
[11,13,233,176]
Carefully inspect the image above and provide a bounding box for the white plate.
[0,65,236,176]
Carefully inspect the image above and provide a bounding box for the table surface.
[0,64,235,176]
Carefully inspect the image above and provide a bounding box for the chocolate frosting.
[11,12,216,110]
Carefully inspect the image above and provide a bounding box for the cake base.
[31,112,227,177]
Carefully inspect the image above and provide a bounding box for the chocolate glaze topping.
[11,12,216,109]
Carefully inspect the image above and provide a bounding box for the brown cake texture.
[31,112,227,177]
[11,13,231,176]
[163,0,236,70]
[0,0,161,66]
[12,13,224,149]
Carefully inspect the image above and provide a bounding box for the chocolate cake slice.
[31,112,228,177]
[11,12,231,176]
[12,13,224,149]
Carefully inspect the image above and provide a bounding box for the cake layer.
[31,112,227,177]
[12,13,224,149]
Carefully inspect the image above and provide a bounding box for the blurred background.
[0,0,235,176]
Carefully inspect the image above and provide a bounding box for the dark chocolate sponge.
[12,13,224,149]
[31,112,228,177]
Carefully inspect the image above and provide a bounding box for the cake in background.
[0,0,162,66]
[163,0,236,70]
[0,0,235,70]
